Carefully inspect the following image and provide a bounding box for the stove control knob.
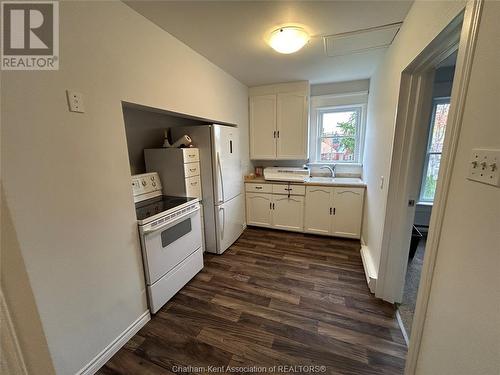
[152,182,157,187]
[142,180,147,186]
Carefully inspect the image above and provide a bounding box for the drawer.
[185,175,202,199]
[245,183,272,193]
[184,162,200,178]
[182,148,199,163]
[272,184,305,196]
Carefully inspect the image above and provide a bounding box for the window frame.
[419,97,451,203]
[316,106,362,164]
[308,92,368,166]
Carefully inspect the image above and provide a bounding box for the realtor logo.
[1,1,59,70]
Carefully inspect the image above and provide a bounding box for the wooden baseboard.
[76,311,150,375]
[360,245,377,293]
[396,309,410,346]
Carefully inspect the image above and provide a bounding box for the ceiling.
[125,1,413,87]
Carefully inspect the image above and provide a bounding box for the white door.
[216,194,245,254]
[246,193,272,227]
[332,187,364,239]
[272,195,304,232]
[249,95,277,159]
[276,92,308,159]
[213,125,242,203]
[304,187,333,235]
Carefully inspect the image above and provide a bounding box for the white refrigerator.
[171,124,245,254]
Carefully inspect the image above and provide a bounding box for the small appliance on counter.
[162,130,192,148]
[263,167,310,182]
[132,172,203,314]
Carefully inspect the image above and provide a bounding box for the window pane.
[429,102,449,153]
[319,137,356,161]
[321,110,358,137]
[422,154,441,201]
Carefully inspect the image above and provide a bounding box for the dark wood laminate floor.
[97,228,406,375]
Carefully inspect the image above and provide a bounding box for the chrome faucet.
[320,165,336,178]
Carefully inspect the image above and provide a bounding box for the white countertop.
[245,176,366,187]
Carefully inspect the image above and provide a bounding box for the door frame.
[0,289,29,374]
[371,0,483,373]
[376,16,462,303]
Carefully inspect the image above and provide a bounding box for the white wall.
[310,79,370,97]
[415,1,500,373]
[1,2,249,374]
[361,0,465,276]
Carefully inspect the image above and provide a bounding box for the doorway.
[398,57,457,337]
[372,0,483,372]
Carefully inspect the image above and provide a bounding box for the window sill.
[307,162,363,167]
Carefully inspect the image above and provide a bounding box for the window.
[419,98,450,202]
[309,92,368,165]
[316,106,362,163]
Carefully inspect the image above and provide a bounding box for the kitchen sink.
[307,176,335,183]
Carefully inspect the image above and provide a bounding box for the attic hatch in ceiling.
[323,22,402,57]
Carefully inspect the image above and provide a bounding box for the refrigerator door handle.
[217,151,224,204]
[219,207,225,240]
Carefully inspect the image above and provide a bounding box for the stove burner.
[135,195,196,222]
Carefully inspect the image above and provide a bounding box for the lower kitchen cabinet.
[246,192,304,232]
[304,186,364,239]
[304,187,332,235]
[246,193,272,227]
[331,187,364,238]
[245,183,364,239]
[272,195,304,232]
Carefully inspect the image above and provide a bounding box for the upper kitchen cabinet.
[249,81,309,160]
[249,94,276,159]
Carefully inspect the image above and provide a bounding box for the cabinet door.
[276,92,308,159]
[332,188,364,239]
[249,95,276,159]
[272,195,304,232]
[185,175,202,200]
[304,187,333,235]
[246,193,272,227]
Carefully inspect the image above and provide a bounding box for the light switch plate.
[467,148,500,187]
[66,90,85,113]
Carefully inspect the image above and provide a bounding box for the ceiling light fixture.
[268,26,309,54]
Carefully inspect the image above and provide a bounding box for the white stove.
[132,172,203,314]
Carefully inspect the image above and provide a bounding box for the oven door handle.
[142,206,199,235]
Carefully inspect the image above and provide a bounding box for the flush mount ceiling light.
[268,26,309,54]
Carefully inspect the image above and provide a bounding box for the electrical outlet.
[66,90,85,113]
[467,148,500,187]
